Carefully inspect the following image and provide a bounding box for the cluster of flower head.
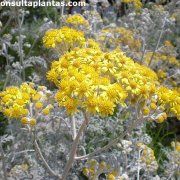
[171,141,180,152]
[144,52,179,67]
[116,58,158,101]
[0,83,36,118]
[117,140,133,153]
[122,0,142,10]
[47,46,162,117]
[65,14,89,28]
[43,26,85,54]
[137,143,158,172]
[0,83,53,126]
[86,38,101,50]
[43,26,102,55]
[82,159,119,180]
[44,23,180,120]
[139,86,179,123]
[164,141,180,176]
[98,27,141,51]
[156,86,180,120]
[144,41,179,87]
[144,41,179,66]
[47,48,128,116]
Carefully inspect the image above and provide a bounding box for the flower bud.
[42,108,50,115]
[35,102,43,109]
[143,106,150,116]
[29,118,36,126]
[150,103,157,110]
[21,117,28,125]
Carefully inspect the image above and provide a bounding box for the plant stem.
[75,117,144,160]
[0,142,7,180]
[60,1,64,27]
[34,140,61,178]
[137,149,141,180]
[0,16,12,36]
[167,172,174,180]
[75,135,120,160]
[61,112,89,180]
[3,70,11,91]
[70,116,77,140]
[140,38,146,64]
[148,18,166,67]
[17,10,25,81]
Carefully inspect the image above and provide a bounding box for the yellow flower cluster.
[43,26,101,55]
[43,26,85,54]
[140,96,169,124]
[107,171,118,180]
[116,27,141,50]
[144,52,179,66]
[157,69,167,81]
[44,26,179,120]
[0,83,54,125]
[156,112,167,123]
[98,27,141,51]
[137,143,158,172]
[171,141,180,152]
[65,14,89,27]
[82,159,118,180]
[82,159,104,179]
[156,86,180,119]
[47,45,160,116]
[114,53,158,100]
[47,48,127,116]
[144,42,179,87]
[122,0,142,9]
[86,38,101,50]
[0,83,36,118]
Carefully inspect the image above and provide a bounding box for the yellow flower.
[21,117,28,125]
[85,97,98,114]
[156,113,167,123]
[86,39,101,50]
[0,84,34,118]
[99,161,107,170]
[46,47,162,117]
[43,26,85,54]
[122,0,142,9]
[150,103,157,110]
[156,87,180,119]
[0,83,53,126]
[42,108,50,115]
[77,82,89,97]
[98,27,141,51]
[66,14,89,27]
[157,69,166,80]
[32,93,41,101]
[82,167,89,176]
[64,98,78,115]
[29,118,36,126]
[175,142,180,152]
[107,173,115,180]
[97,98,115,116]
[143,106,150,116]
[35,102,43,109]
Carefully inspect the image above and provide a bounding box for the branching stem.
[61,112,89,180]
[17,10,25,81]
[34,140,61,179]
[70,116,77,140]
[148,18,166,67]
[75,116,144,160]
[0,142,7,180]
